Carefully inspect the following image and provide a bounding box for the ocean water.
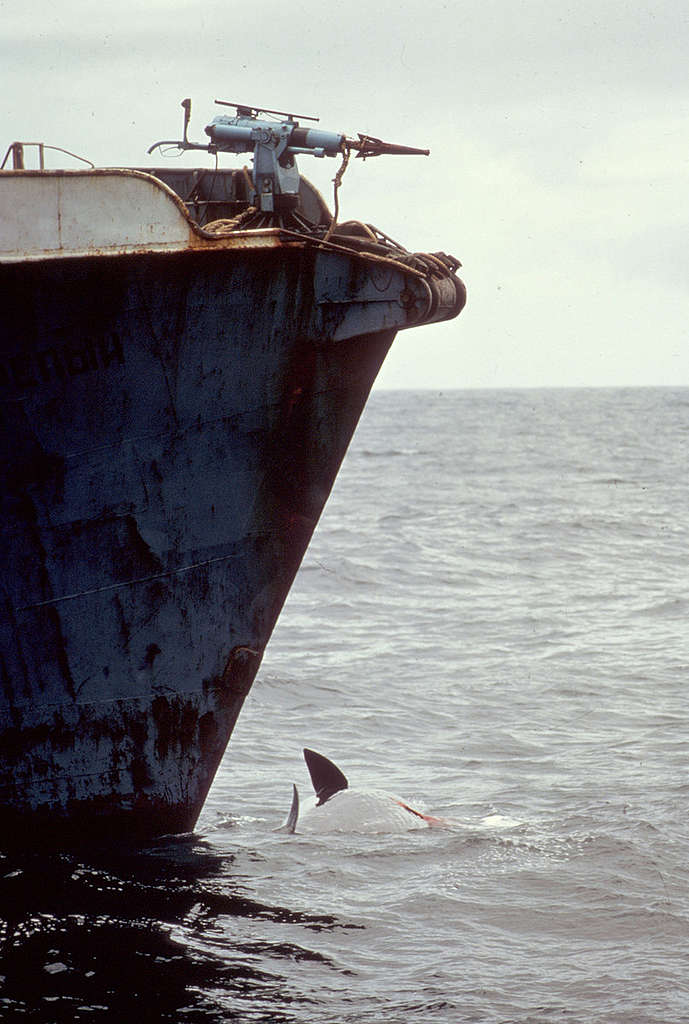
[2,387,689,1022]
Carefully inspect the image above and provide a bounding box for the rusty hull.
[0,227,464,844]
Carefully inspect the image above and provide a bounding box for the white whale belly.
[297,789,429,834]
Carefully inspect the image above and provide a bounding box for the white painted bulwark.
[0,169,194,260]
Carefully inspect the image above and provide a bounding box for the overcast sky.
[2,0,688,388]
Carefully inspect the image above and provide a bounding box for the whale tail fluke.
[303,748,349,805]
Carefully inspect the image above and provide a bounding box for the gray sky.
[3,0,688,388]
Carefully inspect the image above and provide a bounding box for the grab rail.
[1,142,94,170]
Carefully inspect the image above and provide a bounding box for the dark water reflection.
[0,837,342,1022]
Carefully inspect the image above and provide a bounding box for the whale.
[278,748,445,834]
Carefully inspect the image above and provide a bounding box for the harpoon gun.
[148,98,429,214]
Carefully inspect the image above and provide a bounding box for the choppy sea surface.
[2,387,689,1023]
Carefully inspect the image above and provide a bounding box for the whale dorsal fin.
[303,748,349,805]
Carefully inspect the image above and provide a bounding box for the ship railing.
[1,142,94,171]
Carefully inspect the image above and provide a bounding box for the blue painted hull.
[0,215,464,842]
